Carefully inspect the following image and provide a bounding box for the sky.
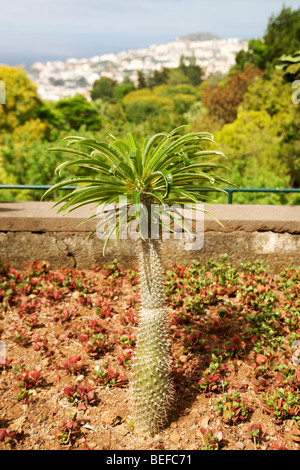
[0,0,299,68]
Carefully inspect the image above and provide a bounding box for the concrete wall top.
[0,201,300,234]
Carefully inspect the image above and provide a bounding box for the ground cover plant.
[0,255,299,450]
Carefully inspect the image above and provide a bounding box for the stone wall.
[0,202,300,272]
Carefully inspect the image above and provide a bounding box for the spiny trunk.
[131,238,174,436]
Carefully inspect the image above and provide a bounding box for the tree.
[158,84,198,113]
[121,85,199,132]
[36,101,67,133]
[235,39,269,71]
[240,70,294,117]
[137,70,147,89]
[164,67,189,86]
[90,76,118,101]
[275,52,300,186]
[42,126,233,435]
[213,68,300,199]
[201,65,263,124]
[178,55,204,86]
[235,6,300,71]
[113,77,136,102]
[264,6,300,64]
[215,109,285,180]
[121,88,176,132]
[0,65,42,132]
[141,58,204,89]
[0,118,63,201]
[147,68,170,88]
[192,67,299,198]
[54,94,102,131]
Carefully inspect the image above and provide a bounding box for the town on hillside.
[28,33,248,101]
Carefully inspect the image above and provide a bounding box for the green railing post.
[227,189,233,204]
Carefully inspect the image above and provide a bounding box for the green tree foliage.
[54,94,102,131]
[235,5,300,71]
[122,88,175,132]
[113,77,136,102]
[215,109,289,199]
[0,66,104,201]
[178,55,204,86]
[4,129,54,179]
[235,39,269,71]
[90,75,136,103]
[240,70,293,118]
[146,67,171,88]
[90,76,118,101]
[140,57,204,88]
[137,70,147,89]
[214,70,300,201]
[264,6,300,64]
[0,66,60,200]
[0,65,42,132]
[36,100,68,132]
[0,119,61,201]
[121,84,199,133]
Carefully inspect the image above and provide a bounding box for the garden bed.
[0,255,299,451]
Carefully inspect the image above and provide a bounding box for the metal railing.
[0,184,300,204]
[191,187,300,204]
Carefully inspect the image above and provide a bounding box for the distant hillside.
[180,32,220,42]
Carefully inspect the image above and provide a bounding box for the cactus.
[131,239,174,435]
[42,127,233,436]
